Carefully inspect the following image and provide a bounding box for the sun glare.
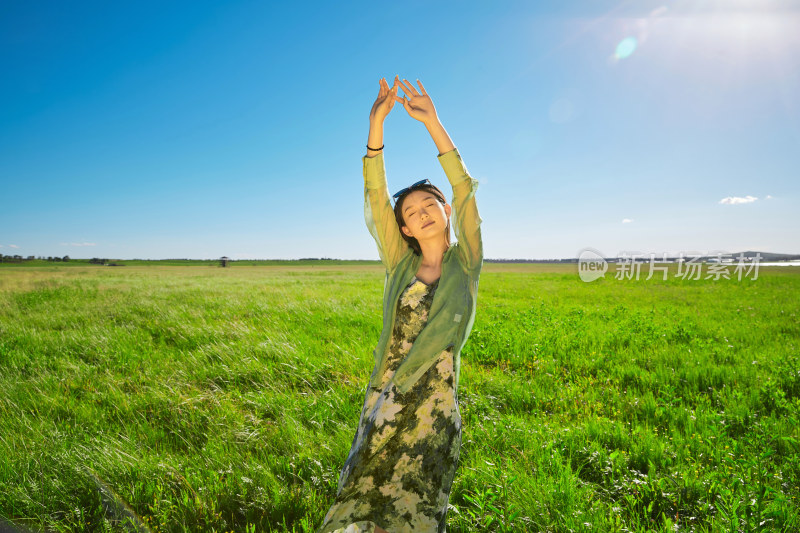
[606,3,798,79]
[614,36,637,59]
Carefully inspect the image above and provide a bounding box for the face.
[400,189,452,243]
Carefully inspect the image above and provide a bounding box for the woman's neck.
[418,238,448,268]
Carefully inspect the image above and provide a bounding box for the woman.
[317,76,483,533]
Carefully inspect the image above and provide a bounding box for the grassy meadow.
[0,262,798,532]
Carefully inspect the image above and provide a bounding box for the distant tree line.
[0,255,127,265]
[0,255,70,263]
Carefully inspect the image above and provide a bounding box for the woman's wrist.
[367,120,384,156]
[423,117,442,129]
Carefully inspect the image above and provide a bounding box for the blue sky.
[1,0,798,260]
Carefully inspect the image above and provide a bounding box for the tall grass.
[0,264,798,532]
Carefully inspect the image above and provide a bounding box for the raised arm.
[439,145,483,271]
[363,77,409,271]
[397,78,483,271]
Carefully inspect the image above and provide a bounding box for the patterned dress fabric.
[317,277,462,533]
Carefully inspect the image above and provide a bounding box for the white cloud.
[60,242,97,247]
[766,195,773,200]
[650,6,668,18]
[622,218,634,224]
[9,244,19,249]
[719,195,758,205]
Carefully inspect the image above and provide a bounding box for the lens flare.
[615,36,638,59]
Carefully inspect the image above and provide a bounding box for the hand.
[369,77,403,124]
[397,78,439,125]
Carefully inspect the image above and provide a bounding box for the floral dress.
[317,277,462,533]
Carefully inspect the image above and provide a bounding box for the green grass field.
[1,263,798,532]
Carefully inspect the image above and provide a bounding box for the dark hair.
[393,183,451,256]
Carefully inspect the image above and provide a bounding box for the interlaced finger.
[399,78,420,98]
[384,78,397,100]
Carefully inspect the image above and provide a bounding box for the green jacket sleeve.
[363,152,410,272]
[438,148,483,272]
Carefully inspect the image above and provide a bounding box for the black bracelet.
[367,144,384,152]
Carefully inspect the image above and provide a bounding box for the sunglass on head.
[392,179,432,201]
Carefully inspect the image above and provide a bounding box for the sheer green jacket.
[362,147,483,394]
